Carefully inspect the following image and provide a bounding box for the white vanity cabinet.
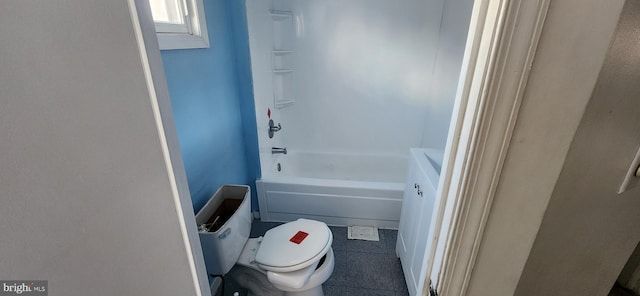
[396,148,442,296]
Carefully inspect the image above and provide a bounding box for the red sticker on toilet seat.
[289,231,309,244]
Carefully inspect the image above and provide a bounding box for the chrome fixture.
[268,119,282,138]
[272,147,287,155]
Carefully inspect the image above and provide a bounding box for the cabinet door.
[397,160,419,260]
[408,179,436,295]
[397,160,432,295]
[397,152,438,296]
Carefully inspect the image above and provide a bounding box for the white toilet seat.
[235,219,334,291]
[230,247,335,296]
[256,219,333,272]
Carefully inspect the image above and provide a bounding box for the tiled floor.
[224,220,410,296]
[222,220,640,296]
[322,226,409,296]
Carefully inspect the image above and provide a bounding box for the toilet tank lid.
[255,219,332,271]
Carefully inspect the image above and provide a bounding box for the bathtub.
[256,151,408,229]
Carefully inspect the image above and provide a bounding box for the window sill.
[158,32,209,50]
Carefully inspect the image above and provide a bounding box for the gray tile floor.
[244,220,410,296]
[222,221,637,296]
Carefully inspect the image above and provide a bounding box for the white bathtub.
[256,151,408,229]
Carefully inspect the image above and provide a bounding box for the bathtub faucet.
[272,147,287,155]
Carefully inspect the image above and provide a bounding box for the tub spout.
[271,147,287,155]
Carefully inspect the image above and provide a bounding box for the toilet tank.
[195,185,252,275]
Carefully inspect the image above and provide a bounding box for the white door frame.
[425,0,550,295]
[128,0,212,295]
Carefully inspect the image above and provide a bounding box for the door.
[0,1,209,295]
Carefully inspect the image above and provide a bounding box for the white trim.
[127,0,207,295]
[429,0,550,294]
[156,22,190,34]
[157,0,209,50]
[157,32,209,50]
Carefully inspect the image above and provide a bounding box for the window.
[149,0,209,50]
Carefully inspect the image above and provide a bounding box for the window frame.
[153,0,209,50]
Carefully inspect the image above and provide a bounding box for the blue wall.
[161,0,260,212]
[228,0,261,212]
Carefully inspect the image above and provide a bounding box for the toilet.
[196,185,334,296]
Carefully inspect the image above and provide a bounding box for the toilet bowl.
[269,248,334,295]
[229,247,334,296]
[234,219,334,296]
[195,186,334,295]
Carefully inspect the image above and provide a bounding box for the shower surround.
[246,0,465,227]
